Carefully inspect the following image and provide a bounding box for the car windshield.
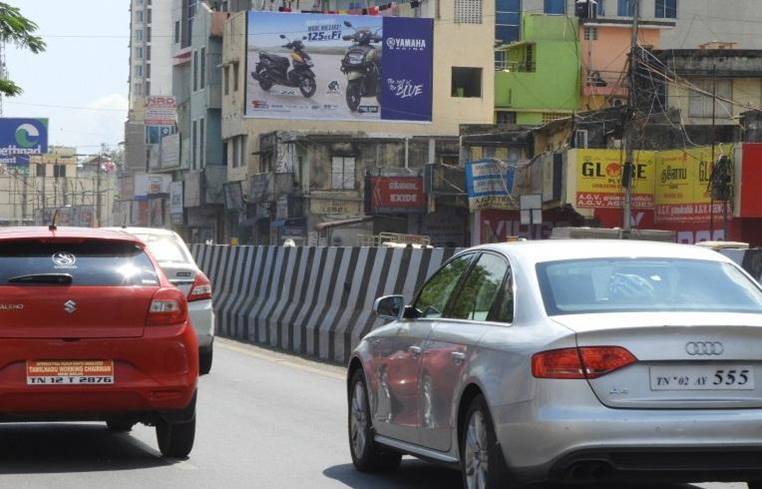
[536,258,762,315]
[0,240,159,286]
[135,235,190,263]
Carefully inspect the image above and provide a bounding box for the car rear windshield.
[0,240,159,286]
[134,234,190,264]
[536,258,762,315]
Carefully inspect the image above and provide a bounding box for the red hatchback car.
[0,226,198,458]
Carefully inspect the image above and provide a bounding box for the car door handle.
[408,345,422,357]
[451,351,466,365]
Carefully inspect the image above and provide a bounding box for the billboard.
[145,96,177,126]
[0,118,48,166]
[245,12,433,122]
[370,176,425,213]
[134,173,171,201]
[465,159,516,211]
[574,149,655,209]
[654,147,716,224]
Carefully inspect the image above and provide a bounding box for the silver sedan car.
[347,240,762,489]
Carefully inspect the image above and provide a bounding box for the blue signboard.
[245,12,433,123]
[465,159,516,211]
[0,118,48,166]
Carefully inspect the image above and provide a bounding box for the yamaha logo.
[385,37,427,51]
[685,341,724,356]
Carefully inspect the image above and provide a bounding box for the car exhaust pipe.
[567,461,613,481]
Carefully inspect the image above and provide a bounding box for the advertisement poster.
[654,147,719,224]
[144,96,177,126]
[465,159,516,211]
[0,118,49,166]
[574,149,655,209]
[370,176,425,213]
[245,12,433,122]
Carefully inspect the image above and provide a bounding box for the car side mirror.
[374,295,405,321]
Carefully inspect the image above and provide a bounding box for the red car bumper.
[0,323,198,422]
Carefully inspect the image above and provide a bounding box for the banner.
[574,149,655,209]
[654,147,716,224]
[144,96,177,126]
[370,176,425,213]
[170,181,184,216]
[134,173,171,200]
[465,159,515,211]
[245,11,433,122]
[0,118,48,166]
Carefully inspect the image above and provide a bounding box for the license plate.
[26,360,114,385]
[650,365,754,391]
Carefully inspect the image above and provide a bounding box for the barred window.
[455,0,482,24]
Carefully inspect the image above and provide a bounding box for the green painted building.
[495,14,580,126]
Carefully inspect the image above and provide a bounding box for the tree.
[0,2,45,97]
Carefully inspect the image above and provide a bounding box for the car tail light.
[532,347,637,379]
[188,272,212,302]
[147,288,188,326]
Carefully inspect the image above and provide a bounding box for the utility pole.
[623,0,640,232]
[96,154,102,227]
[710,64,717,237]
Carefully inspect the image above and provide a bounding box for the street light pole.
[623,0,640,232]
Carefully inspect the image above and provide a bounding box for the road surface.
[0,338,747,489]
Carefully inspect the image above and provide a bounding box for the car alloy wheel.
[350,380,368,459]
[465,410,489,489]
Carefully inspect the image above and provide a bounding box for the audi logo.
[685,341,724,356]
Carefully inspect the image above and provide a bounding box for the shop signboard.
[370,176,425,213]
[574,149,655,209]
[245,12,433,122]
[465,159,516,211]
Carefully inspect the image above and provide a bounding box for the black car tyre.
[156,409,196,459]
[348,369,402,472]
[199,347,213,375]
[299,77,316,98]
[460,394,515,489]
[346,80,362,112]
[106,419,134,432]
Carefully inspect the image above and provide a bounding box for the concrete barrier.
[190,245,460,364]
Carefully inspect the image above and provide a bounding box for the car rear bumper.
[189,299,214,348]
[493,380,762,483]
[0,323,198,420]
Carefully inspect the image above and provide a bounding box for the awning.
[314,216,374,232]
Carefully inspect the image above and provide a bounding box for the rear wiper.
[8,273,73,285]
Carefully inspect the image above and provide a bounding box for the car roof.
[476,239,731,265]
[0,226,142,243]
[103,226,179,238]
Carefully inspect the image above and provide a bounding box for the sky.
[4,0,129,154]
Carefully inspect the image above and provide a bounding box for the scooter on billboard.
[340,21,382,112]
[251,34,317,98]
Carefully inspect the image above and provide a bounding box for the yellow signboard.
[575,149,655,209]
[654,147,720,223]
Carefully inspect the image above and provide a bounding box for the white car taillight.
[188,272,212,302]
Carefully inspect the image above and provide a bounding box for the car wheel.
[460,394,513,489]
[106,419,134,432]
[348,369,402,472]
[199,347,213,375]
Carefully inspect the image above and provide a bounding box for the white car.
[108,227,215,374]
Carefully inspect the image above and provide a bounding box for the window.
[146,45,151,60]
[145,62,151,78]
[617,0,635,16]
[414,255,474,319]
[135,64,143,77]
[136,47,144,59]
[452,67,482,97]
[537,258,762,316]
[233,62,240,91]
[655,0,677,18]
[331,156,355,189]
[575,129,589,148]
[136,10,144,22]
[146,8,152,23]
[191,120,198,169]
[146,27,151,42]
[134,82,143,95]
[454,0,482,24]
[174,21,180,43]
[135,29,143,41]
[36,163,46,177]
[224,65,230,95]
[145,80,151,94]
[54,165,66,178]
[193,50,198,91]
[448,253,512,322]
[199,118,205,167]
[0,241,158,287]
[584,27,598,40]
[689,79,731,118]
[544,0,565,14]
[495,0,520,43]
[134,235,191,264]
[200,47,206,89]
[496,111,516,125]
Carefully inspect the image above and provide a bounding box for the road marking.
[217,339,346,381]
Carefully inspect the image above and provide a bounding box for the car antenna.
[48,209,59,231]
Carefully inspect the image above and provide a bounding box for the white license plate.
[650,365,755,391]
[26,360,114,386]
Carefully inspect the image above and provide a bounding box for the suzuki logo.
[63,300,77,314]
[685,341,724,356]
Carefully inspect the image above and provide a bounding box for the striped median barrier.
[190,244,459,365]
